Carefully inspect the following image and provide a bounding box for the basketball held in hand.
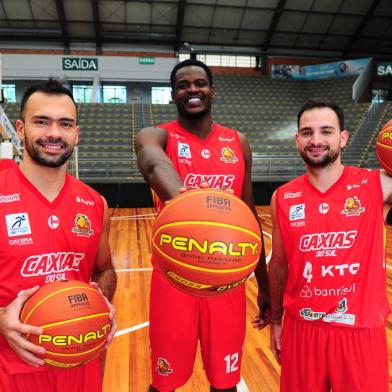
[376,119,392,175]
[20,279,110,368]
[151,188,262,297]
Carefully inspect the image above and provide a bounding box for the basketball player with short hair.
[135,59,270,391]
[0,79,117,391]
[269,99,392,391]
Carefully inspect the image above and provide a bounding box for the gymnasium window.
[103,86,127,104]
[2,84,16,103]
[178,53,256,68]
[179,53,191,62]
[152,87,172,104]
[73,85,93,103]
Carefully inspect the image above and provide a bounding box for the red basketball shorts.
[0,358,102,392]
[280,314,389,392]
[149,269,246,391]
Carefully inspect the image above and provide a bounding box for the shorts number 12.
[224,352,239,373]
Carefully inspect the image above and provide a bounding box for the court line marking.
[115,321,149,337]
[116,267,153,272]
[110,216,156,221]
[237,377,250,392]
[110,212,270,221]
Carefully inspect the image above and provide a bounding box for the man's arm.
[238,133,270,328]
[380,170,392,204]
[268,191,288,364]
[91,197,117,302]
[134,127,183,201]
[91,198,117,373]
[0,287,45,367]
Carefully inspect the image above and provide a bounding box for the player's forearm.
[268,262,288,322]
[92,267,117,302]
[254,250,270,311]
[140,159,183,201]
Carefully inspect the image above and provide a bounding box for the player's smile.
[38,138,67,154]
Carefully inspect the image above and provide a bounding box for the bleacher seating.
[1,73,380,182]
[76,103,136,179]
[151,74,370,166]
[364,101,392,169]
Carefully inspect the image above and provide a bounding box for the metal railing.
[77,155,306,182]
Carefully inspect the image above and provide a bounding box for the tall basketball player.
[269,99,392,391]
[135,59,270,392]
[0,79,117,392]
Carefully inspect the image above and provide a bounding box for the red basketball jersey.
[0,166,104,374]
[275,166,389,328]
[154,121,245,211]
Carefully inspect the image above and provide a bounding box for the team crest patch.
[336,297,348,313]
[220,147,238,163]
[323,297,355,325]
[156,357,173,376]
[341,196,365,216]
[72,213,94,237]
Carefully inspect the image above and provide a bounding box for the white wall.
[2,54,177,82]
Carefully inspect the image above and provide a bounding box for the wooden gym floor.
[102,206,392,392]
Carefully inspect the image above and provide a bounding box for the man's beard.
[24,134,74,168]
[300,147,340,168]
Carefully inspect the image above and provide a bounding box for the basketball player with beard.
[135,59,270,392]
[269,99,392,391]
[0,79,117,391]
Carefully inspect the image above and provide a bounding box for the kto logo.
[303,261,360,283]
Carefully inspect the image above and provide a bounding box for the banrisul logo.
[63,58,98,71]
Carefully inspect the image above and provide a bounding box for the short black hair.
[20,78,77,119]
[170,59,214,89]
[297,99,344,131]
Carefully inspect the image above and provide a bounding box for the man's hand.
[0,286,45,367]
[252,299,271,330]
[89,282,117,349]
[270,322,283,364]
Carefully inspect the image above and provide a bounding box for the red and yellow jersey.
[154,121,245,211]
[275,166,389,328]
[0,166,104,374]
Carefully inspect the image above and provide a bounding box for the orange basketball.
[20,280,110,368]
[151,188,262,297]
[376,119,392,175]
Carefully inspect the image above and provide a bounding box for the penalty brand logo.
[0,193,20,204]
[38,323,110,346]
[159,234,258,256]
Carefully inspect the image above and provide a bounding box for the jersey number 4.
[224,353,239,373]
[303,261,313,283]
